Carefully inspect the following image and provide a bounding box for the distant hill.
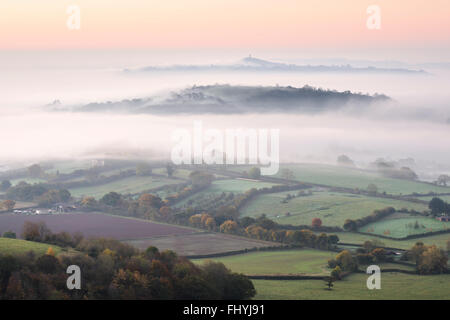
[126,56,427,74]
[68,84,391,115]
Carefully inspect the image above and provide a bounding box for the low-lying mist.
[1,50,449,179]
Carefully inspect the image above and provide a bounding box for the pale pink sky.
[0,0,449,49]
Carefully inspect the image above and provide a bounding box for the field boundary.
[355,228,450,241]
[185,243,291,259]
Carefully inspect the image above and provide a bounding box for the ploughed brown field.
[0,212,196,240]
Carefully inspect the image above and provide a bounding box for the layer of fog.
[1,50,449,179]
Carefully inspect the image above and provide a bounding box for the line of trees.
[343,207,396,231]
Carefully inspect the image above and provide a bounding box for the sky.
[1,0,450,54]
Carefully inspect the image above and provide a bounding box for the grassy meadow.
[192,249,336,275]
[0,238,62,256]
[69,175,181,199]
[252,273,450,300]
[240,191,427,227]
[359,217,450,238]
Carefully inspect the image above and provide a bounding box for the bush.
[2,231,16,239]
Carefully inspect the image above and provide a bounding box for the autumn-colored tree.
[2,199,16,211]
[110,269,151,300]
[188,214,203,227]
[335,250,358,271]
[220,220,239,234]
[138,194,162,209]
[22,221,51,242]
[205,217,216,231]
[330,266,342,280]
[284,230,295,243]
[371,248,386,262]
[245,225,267,239]
[410,242,427,263]
[416,245,448,274]
[159,206,171,219]
[81,196,97,210]
[312,218,322,228]
[46,247,55,256]
[200,213,212,226]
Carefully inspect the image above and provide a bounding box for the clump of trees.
[337,155,355,167]
[404,242,448,274]
[328,250,358,272]
[6,182,49,202]
[312,218,322,228]
[2,231,16,239]
[136,163,152,176]
[428,197,450,216]
[1,200,16,211]
[247,167,261,180]
[38,189,71,207]
[371,159,418,180]
[0,222,255,300]
[189,171,214,188]
[4,181,72,208]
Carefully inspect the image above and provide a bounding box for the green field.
[45,160,92,174]
[229,164,450,195]
[240,191,427,227]
[252,273,450,300]
[192,249,336,275]
[333,232,450,250]
[416,195,450,202]
[359,217,450,239]
[0,238,62,256]
[69,175,181,198]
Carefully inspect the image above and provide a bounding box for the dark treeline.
[343,207,396,231]
[0,222,255,300]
